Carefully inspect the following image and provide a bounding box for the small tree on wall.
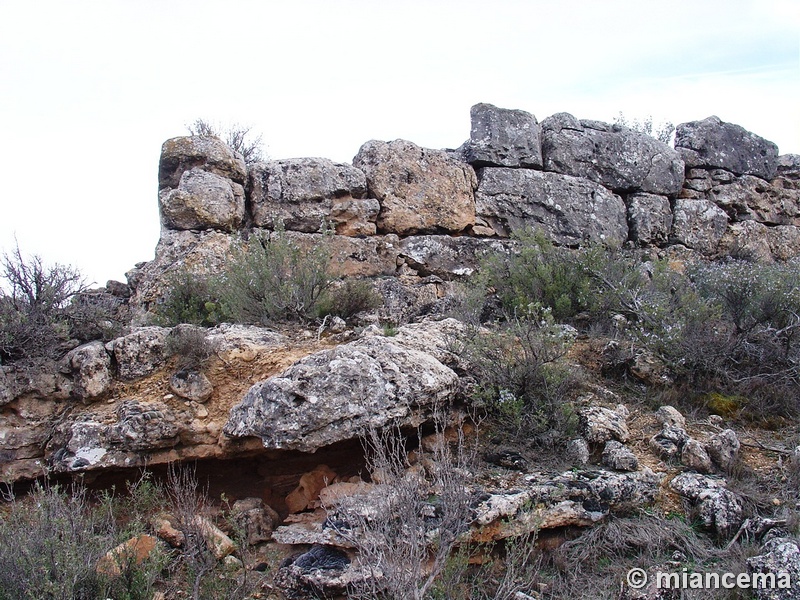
[186,118,266,165]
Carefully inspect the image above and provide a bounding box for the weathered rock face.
[670,472,743,536]
[398,235,517,279]
[353,139,477,235]
[747,537,800,600]
[223,328,459,453]
[108,327,169,381]
[670,198,729,254]
[626,193,673,246]
[248,158,375,235]
[158,136,247,190]
[707,174,800,226]
[475,168,628,246]
[462,102,543,168]
[675,116,779,180]
[579,405,630,444]
[541,113,685,195]
[63,341,112,401]
[47,400,181,472]
[159,168,246,232]
[718,220,774,262]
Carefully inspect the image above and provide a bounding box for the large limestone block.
[475,167,628,246]
[541,113,684,195]
[249,158,376,235]
[670,198,729,254]
[353,139,477,235]
[399,235,517,279]
[462,102,543,168]
[626,193,673,246]
[159,168,245,232]
[708,174,800,226]
[108,327,169,381]
[159,136,247,189]
[223,332,459,452]
[675,116,779,180]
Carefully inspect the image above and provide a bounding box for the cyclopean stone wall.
[131,103,800,317]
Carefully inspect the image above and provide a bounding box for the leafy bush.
[0,246,88,361]
[216,229,333,325]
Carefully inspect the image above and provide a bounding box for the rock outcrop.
[462,102,543,168]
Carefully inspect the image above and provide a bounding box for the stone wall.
[131,103,800,315]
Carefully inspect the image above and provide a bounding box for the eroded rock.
[159,168,245,232]
[670,472,743,536]
[462,102,543,168]
[353,139,477,235]
[63,341,112,401]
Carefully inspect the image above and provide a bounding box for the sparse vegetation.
[187,118,265,165]
[0,244,122,362]
[614,112,676,145]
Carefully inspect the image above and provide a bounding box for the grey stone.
[462,102,543,168]
[649,426,690,460]
[399,235,517,279]
[670,198,729,254]
[706,428,740,472]
[159,168,245,232]
[579,406,630,444]
[231,498,280,545]
[602,440,639,471]
[223,329,459,452]
[64,341,111,401]
[475,168,628,246]
[565,438,590,466]
[541,113,684,195]
[169,369,213,403]
[708,174,800,226]
[654,406,686,429]
[675,116,779,180]
[626,193,673,246]
[109,327,169,381]
[248,158,372,234]
[670,472,743,536]
[681,439,713,473]
[353,139,477,235]
[158,135,247,189]
[747,537,800,600]
[777,154,800,180]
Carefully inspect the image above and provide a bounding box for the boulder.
[169,369,213,403]
[670,198,728,254]
[108,327,169,381]
[541,113,684,195]
[675,116,779,180]
[706,428,740,472]
[768,225,800,261]
[398,235,517,279]
[602,440,639,471]
[654,406,686,429]
[708,174,800,225]
[626,193,673,246]
[649,425,690,460]
[462,102,543,168]
[223,330,459,452]
[565,438,590,466]
[47,399,181,472]
[353,139,477,235]
[669,472,743,536]
[275,545,354,600]
[579,405,630,444]
[747,537,800,600]
[718,220,774,262]
[475,168,628,246]
[681,439,713,473]
[96,534,159,578]
[248,158,374,234]
[63,341,111,401]
[158,135,247,189]
[159,168,245,232]
[231,498,280,545]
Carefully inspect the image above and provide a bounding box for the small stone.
[601,440,639,471]
[655,406,686,429]
[579,406,630,444]
[706,429,740,472]
[681,439,713,473]
[565,438,590,466]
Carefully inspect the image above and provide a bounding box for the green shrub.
[216,229,332,325]
[465,308,580,446]
[154,269,223,327]
[165,324,217,370]
[318,278,382,321]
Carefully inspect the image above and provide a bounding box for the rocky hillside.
[1,103,799,599]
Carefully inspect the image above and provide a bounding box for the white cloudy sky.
[1,0,798,286]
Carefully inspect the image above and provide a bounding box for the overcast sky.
[1,0,798,286]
